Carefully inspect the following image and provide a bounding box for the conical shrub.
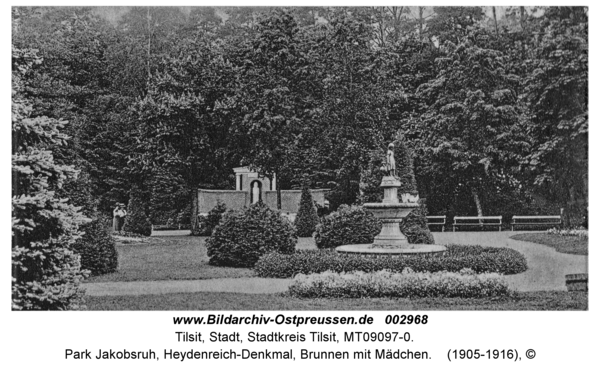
[123,188,152,236]
[294,183,320,237]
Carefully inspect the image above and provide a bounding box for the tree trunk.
[471,188,483,217]
[520,6,527,31]
[275,172,282,210]
[147,7,151,81]
[418,7,424,40]
[492,7,499,37]
[190,187,200,235]
[561,201,570,228]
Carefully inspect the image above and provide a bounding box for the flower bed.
[255,244,527,278]
[288,269,510,298]
[547,227,588,238]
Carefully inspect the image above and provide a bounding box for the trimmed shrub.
[255,244,528,278]
[72,218,118,276]
[206,201,297,267]
[314,205,381,249]
[400,201,435,244]
[198,201,228,236]
[123,188,152,237]
[288,269,510,298]
[60,173,118,277]
[294,183,320,237]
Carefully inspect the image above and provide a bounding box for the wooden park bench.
[426,216,446,232]
[453,216,502,232]
[510,215,561,231]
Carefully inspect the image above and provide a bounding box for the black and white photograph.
[10,4,588,313]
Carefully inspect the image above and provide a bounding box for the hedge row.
[255,244,527,278]
[288,269,510,298]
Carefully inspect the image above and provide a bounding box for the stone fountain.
[336,143,446,256]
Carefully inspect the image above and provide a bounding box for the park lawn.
[85,236,318,283]
[85,291,587,311]
[85,236,256,283]
[510,233,588,255]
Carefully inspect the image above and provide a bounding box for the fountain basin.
[337,244,447,256]
[363,202,418,219]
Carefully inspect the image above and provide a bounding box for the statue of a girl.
[383,143,396,177]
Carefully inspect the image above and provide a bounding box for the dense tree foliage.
[415,27,530,216]
[230,10,306,209]
[522,7,588,225]
[12,6,588,252]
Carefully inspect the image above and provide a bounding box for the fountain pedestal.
[336,175,446,256]
[368,176,416,248]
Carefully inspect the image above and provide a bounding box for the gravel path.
[85,231,587,296]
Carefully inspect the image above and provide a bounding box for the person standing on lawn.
[113,203,127,232]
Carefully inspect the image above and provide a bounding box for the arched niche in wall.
[250,180,262,204]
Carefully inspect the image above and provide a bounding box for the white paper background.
[3,1,597,367]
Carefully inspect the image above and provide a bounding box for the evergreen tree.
[60,170,119,276]
[12,46,88,310]
[294,181,320,237]
[123,187,152,236]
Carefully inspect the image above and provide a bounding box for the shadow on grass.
[85,291,587,311]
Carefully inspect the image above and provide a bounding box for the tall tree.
[415,26,529,216]
[304,10,406,208]
[523,7,588,225]
[12,46,88,310]
[231,10,307,209]
[13,7,134,212]
[134,28,238,234]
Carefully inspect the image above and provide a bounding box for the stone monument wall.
[263,189,328,214]
[198,190,248,214]
[198,188,328,217]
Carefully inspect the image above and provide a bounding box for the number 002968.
[385,315,428,324]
